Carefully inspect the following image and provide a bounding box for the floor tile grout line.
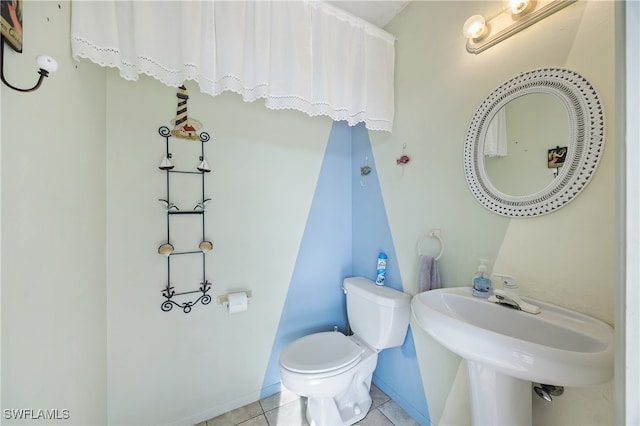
[202,385,413,426]
[239,413,268,426]
[377,407,397,426]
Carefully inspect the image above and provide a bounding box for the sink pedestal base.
[467,361,532,426]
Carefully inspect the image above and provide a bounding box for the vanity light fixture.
[0,37,58,92]
[463,0,576,54]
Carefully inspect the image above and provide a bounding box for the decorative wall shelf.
[157,125,213,313]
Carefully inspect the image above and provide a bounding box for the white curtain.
[70,0,396,132]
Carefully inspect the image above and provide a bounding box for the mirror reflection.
[484,93,569,197]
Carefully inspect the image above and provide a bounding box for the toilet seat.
[280,332,363,374]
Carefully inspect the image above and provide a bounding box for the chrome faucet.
[489,274,540,315]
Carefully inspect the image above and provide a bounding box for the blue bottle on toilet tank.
[375,252,387,285]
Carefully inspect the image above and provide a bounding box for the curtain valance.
[71,1,396,132]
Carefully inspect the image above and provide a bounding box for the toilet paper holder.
[217,291,253,306]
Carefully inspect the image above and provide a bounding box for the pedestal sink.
[411,287,613,425]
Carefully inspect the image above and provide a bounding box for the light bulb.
[506,0,531,15]
[462,15,487,40]
[36,55,58,73]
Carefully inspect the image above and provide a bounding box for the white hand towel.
[416,255,441,293]
[484,107,508,157]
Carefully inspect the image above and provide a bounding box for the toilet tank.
[344,277,412,350]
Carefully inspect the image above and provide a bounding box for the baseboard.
[373,374,430,426]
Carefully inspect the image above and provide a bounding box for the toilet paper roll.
[227,292,248,314]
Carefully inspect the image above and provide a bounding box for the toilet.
[279,276,412,425]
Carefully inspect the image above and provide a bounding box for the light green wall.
[1,1,107,424]
[105,74,333,424]
[379,1,615,425]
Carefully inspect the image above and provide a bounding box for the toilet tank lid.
[344,277,411,307]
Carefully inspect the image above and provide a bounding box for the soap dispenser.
[472,259,492,298]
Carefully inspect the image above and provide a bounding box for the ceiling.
[327,1,508,29]
[326,1,411,27]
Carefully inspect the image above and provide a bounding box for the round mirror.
[484,93,569,197]
[463,68,604,217]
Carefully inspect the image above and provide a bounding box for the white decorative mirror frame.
[463,68,604,217]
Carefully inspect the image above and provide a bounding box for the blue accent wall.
[261,121,353,397]
[261,121,429,425]
[351,124,430,426]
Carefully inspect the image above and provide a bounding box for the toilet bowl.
[278,277,411,425]
[280,332,377,425]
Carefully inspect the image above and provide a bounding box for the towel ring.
[416,229,444,261]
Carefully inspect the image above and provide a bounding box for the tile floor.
[196,384,419,426]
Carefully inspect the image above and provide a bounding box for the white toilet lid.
[280,332,363,374]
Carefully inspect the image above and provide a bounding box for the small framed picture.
[548,146,568,168]
[1,0,23,52]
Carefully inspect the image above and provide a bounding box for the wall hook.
[397,143,410,165]
[1,38,58,92]
[360,156,372,187]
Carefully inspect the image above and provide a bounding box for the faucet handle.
[491,289,541,315]
[493,273,517,290]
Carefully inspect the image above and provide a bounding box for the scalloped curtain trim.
[70,0,395,132]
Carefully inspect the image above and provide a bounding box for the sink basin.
[411,286,613,386]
